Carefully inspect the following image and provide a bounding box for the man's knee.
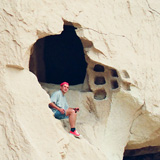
[66,108,76,116]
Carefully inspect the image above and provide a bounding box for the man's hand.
[73,107,80,113]
[59,108,65,114]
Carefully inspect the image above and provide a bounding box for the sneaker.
[69,130,81,138]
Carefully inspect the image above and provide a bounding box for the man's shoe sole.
[69,133,82,138]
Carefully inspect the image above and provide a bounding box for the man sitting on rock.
[49,82,81,138]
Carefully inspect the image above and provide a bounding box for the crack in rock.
[146,0,160,15]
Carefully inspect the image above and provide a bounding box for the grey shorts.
[49,106,69,119]
[54,110,69,119]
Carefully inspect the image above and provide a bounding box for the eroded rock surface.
[1,0,160,160]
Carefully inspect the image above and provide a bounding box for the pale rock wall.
[1,0,160,160]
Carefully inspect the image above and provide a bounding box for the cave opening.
[94,64,104,72]
[123,146,160,160]
[94,89,107,100]
[29,25,87,85]
[94,76,106,85]
[111,80,119,89]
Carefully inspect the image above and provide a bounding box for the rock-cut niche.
[29,25,87,85]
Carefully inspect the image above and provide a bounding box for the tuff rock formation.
[0,1,160,160]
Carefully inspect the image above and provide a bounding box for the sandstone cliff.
[1,1,160,160]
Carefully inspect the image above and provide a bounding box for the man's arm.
[49,102,65,114]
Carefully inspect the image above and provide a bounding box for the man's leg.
[66,108,81,137]
[65,108,77,128]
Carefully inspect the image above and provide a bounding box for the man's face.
[60,84,69,94]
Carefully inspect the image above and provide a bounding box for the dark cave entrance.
[29,25,87,85]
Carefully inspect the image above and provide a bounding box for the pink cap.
[60,82,69,86]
